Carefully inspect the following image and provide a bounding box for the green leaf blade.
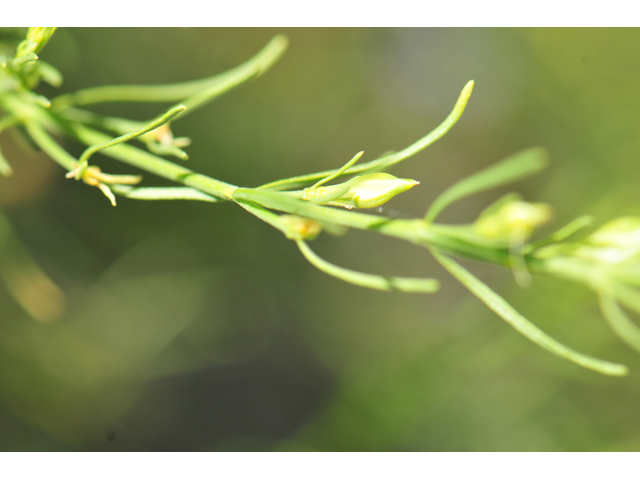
[258,80,474,191]
[425,147,550,223]
[430,248,628,376]
[603,288,640,353]
[297,240,440,293]
[52,35,289,108]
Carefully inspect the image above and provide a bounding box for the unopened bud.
[573,217,640,265]
[17,28,57,56]
[336,173,419,209]
[475,194,553,240]
[280,215,323,241]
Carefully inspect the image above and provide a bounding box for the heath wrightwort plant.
[2,28,640,376]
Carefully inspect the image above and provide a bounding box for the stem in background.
[0,209,65,322]
[24,121,77,171]
[0,115,19,176]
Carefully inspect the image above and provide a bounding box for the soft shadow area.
[86,330,333,451]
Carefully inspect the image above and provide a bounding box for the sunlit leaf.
[425,147,549,223]
[430,247,628,376]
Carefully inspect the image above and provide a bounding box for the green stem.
[232,187,514,265]
[69,123,237,200]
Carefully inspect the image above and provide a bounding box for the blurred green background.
[2,28,640,451]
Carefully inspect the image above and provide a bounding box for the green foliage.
[2,27,640,379]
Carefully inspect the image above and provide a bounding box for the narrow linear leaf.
[0,209,65,322]
[614,285,640,314]
[0,116,19,176]
[37,60,63,87]
[258,80,474,191]
[146,142,189,161]
[111,185,219,202]
[311,151,364,189]
[425,147,550,223]
[604,287,640,352]
[430,247,628,376]
[297,240,440,293]
[0,144,11,176]
[235,199,292,236]
[58,108,142,135]
[78,105,187,167]
[24,122,77,171]
[373,79,475,171]
[52,35,289,108]
[12,52,38,68]
[525,215,594,253]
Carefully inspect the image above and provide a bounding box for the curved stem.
[297,240,440,293]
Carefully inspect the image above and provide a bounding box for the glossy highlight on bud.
[474,194,553,241]
[336,173,420,209]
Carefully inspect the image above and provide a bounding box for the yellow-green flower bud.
[573,217,640,265]
[335,173,420,209]
[279,215,323,241]
[474,194,553,240]
[19,27,57,56]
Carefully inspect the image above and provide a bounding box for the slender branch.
[69,123,237,200]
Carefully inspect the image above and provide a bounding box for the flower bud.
[573,217,640,265]
[279,215,323,240]
[474,194,553,240]
[335,173,419,209]
[17,28,57,57]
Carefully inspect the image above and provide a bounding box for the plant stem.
[69,123,238,200]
